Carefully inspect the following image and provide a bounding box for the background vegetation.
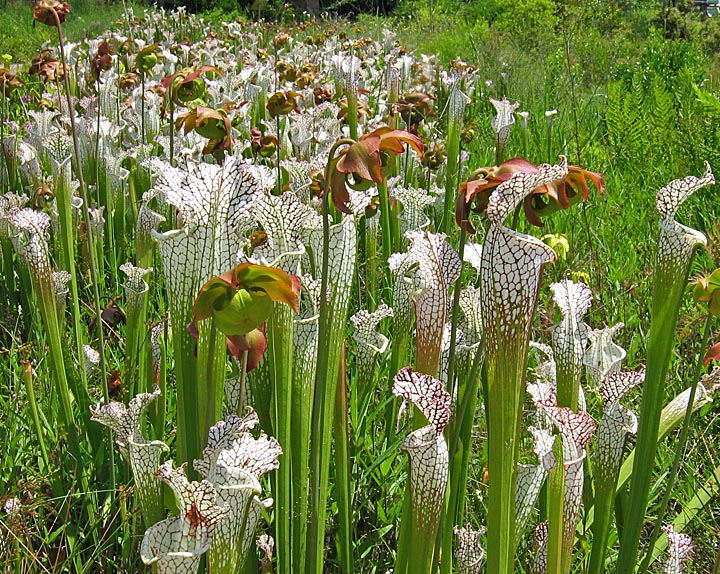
[2,0,720,571]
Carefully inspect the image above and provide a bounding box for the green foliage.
[3,2,720,573]
[0,0,138,65]
[492,0,557,39]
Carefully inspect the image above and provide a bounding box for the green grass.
[0,0,140,66]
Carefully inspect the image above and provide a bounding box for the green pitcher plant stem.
[267,302,294,573]
[481,158,566,574]
[51,5,110,417]
[0,192,27,326]
[306,213,356,574]
[543,278,593,574]
[8,208,82,468]
[440,337,484,574]
[617,162,715,574]
[120,263,153,398]
[290,309,318,570]
[490,96,519,166]
[638,314,716,574]
[385,249,415,444]
[377,179,395,263]
[351,303,393,404]
[439,235,476,574]
[334,344,354,574]
[345,58,360,142]
[251,188,316,572]
[515,425,554,538]
[20,360,51,472]
[46,141,86,394]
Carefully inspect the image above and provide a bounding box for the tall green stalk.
[48,16,112,511]
[543,279,593,574]
[440,340,483,574]
[617,164,714,573]
[20,360,51,472]
[333,345,354,574]
[290,314,319,571]
[638,313,716,574]
[8,209,82,468]
[545,437,565,574]
[377,180,395,263]
[48,148,87,395]
[267,303,294,573]
[306,213,356,574]
[120,263,153,398]
[481,160,566,574]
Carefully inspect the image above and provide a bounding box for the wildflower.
[190,262,300,370]
[175,105,233,160]
[517,111,530,130]
[457,156,605,231]
[330,126,423,214]
[266,91,301,118]
[0,69,24,97]
[29,50,67,83]
[33,0,71,27]
[134,44,161,74]
[398,91,435,134]
[692,267,720,319]
[161,65,221,106]
[90,40,114,83]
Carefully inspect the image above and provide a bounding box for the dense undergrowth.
[1,1,720,573]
